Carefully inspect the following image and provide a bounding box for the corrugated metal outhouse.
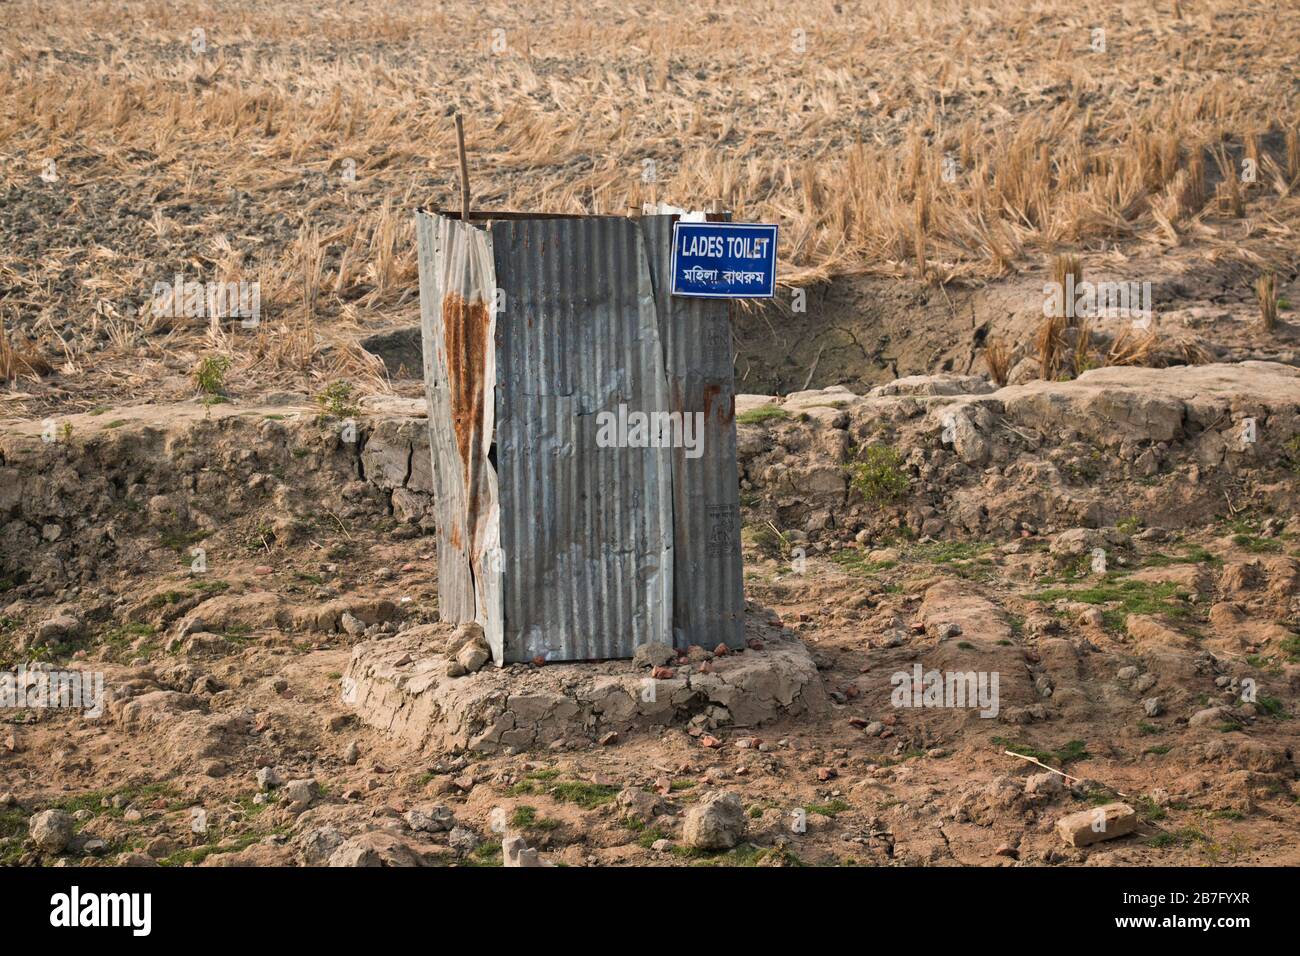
[415,210,745,664]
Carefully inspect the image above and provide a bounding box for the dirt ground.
[1,1,1298,868]
[0,376,1297,867]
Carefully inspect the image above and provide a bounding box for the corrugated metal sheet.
[492,216,673,663]
[415,212,504,661]
[640,216,747,651]
[416,211,744,663]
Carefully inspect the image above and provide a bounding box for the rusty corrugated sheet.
[415,212,504,662]
[639,215,746,650]
[416,211,744,663]
[492,216,674,663]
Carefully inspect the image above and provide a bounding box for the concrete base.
[344,626,828,754]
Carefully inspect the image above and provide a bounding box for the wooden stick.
[454,113,470,221]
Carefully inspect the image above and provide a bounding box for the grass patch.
[1232,534,1282,554]
[806,799,852,817]
[674,842,803,867]
[992,737,1090,766]
[736,405,790,426]
[55,781,179,818]
[1026,579,1193,632]
[508,772,616,809]
[466,839,502,867]
[1147,825,1208,849]
[846,446,910,506]
[829,550,896,575]
[510,805,561,831]
[159,528,210,554]
[1255,695,1289,719]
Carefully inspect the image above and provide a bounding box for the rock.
[256,767,283,791]
[682,790,746,850]
[863,721,884,737]
[294,825,345,865]
[447,826,480,854]
[1134,673,1157,693]
[502,833,551,867]
[29,809,73,853]
[343,741,359,765]
[340,612,367,637]
[404,805,455,833]
[281,778,319,813]
[1024,772,1064,797]
[35,612,83,647]
[1116,666,1139,681]
[455,639,491,674]
[651,838,673,852]
[616,788,664,824]
[118,852,159,867]
[1189,706,1230,727]
[327,831,423,867]
[1055,802,1137,847]
[633,641,676,668]
[1142,697,1164,717]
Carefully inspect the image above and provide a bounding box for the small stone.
[281,778,319,813]
[650,838,672,852]
[1189,706,1229,727]
[683,791,746,850]
[448,826,479,854]
[1116,666,1139,681]
[713,643,730,657]
[404,805,455,832]
[340,613,367,637]
[123,809,143,823]
[456,640,490,674]
[650,665,674,680]
[685,645,712,664]
[343,741,359,765]
[1024,772,1064,796]
[598,731,619,746]
[633,642,676,668]
[29,809,73,853]
[1134,673,1158,693]
[502,833,550,867]
[1142,697,1163,717]
[256,767,283,791]
[864,721,884,737]
[816,767,837,781]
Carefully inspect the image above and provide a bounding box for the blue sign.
[670,221,777,299]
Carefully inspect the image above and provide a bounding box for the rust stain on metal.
[442,290,490,526]
[701,383,734,423]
